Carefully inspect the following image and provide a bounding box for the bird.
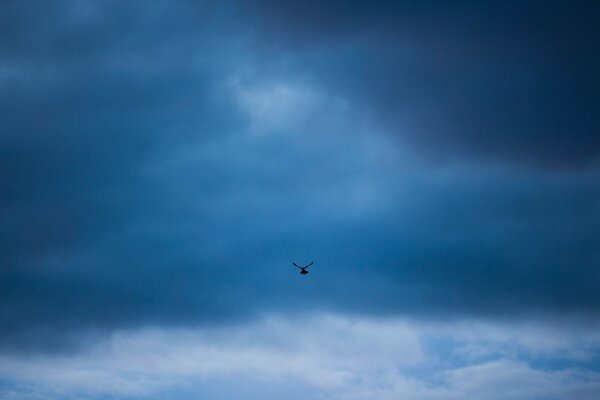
[293,261,313,275]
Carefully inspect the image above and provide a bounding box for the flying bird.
[293,262,313,275]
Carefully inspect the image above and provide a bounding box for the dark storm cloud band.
[251,0,600,166]
[1,0,599,350]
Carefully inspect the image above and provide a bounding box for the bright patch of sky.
[1,315,599,400]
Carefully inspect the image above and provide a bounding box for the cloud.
[0,0,599,351]
[250,0,600,167]
[0,314,599,399]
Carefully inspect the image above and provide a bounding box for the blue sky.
[1,1,599,399]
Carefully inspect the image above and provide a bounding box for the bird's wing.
[305,262,314,268]
[293,262,302,268]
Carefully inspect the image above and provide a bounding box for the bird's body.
[293,262,313,275]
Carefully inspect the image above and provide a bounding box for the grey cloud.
[0,315,599,399]
[250,0,600,166]
[1,0,599,351]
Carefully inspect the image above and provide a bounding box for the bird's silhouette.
[293,262,313,275]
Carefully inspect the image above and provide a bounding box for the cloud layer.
[1,314,599,400]
[251,0,600,166]
[1,0,598,354]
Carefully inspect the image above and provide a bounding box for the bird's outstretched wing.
[293,262,302,269]
[305,262,314,268]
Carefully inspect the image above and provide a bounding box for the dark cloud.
[251,0,600,166]
[1,0,599,351]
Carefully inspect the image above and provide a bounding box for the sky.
[1,0,599,399]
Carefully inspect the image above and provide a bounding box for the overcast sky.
[1,1,599,399]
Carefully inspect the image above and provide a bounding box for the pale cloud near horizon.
[1,314,599,400]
